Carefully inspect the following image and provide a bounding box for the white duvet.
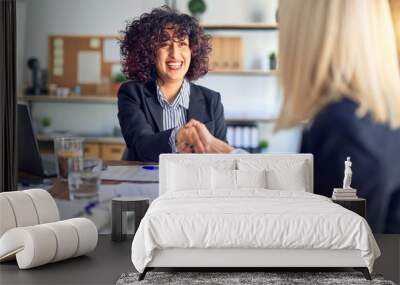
[131,190,380,273]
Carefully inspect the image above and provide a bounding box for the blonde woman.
[277,0,400,233]
[187,0,400,233]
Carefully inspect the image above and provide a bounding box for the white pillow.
[236,169,267,189]
[211,169,268,190]
[238,159,309,191]
[211,168,236,190]
[167,162,211,191]
[266,164,306,191]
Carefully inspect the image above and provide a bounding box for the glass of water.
[54,137,83,181]
[68,159,103,200]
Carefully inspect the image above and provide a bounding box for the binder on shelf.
[220,37,230,69]
[225,122,260,152]
[234,126,243,148]
[242,127,251,148]
[250,127,259,149]
[209,37,221,70]
[232,37,243,69]
[209,36,243,71]
[226,126,235,146]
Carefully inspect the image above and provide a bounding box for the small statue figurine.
[343,157,353,189]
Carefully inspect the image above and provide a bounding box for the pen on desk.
[142,165,159,170]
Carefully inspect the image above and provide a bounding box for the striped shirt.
[156,80,190,152]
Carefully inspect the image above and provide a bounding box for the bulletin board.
[48,35,121,95]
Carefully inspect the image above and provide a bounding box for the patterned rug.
[116,271,396,285]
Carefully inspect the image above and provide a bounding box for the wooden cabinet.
[100,143,125,160]
[83,142,125,160]
[36,134,126,160]
[209,37,243,70]
[204,23,278,75]
[84,143,100,159]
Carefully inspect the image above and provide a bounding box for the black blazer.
[118,80,227,162]
[301,97,400,233]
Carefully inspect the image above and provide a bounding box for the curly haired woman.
[118,6,227,162]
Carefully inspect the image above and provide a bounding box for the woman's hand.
[185,119,234,153]
[176,125,205,153]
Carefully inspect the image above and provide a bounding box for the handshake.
[175,119,233,154]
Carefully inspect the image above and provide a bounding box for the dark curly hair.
[120,6,211,82]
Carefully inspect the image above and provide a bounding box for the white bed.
[131,154,380,280]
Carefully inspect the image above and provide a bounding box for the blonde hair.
[277,0,400,129]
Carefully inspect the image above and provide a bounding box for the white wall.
[19,0,163,74]
[175,0,278,23]
[17,0,301,152]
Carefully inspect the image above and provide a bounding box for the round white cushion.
[64,218,98,257]
[0,218,98,269]
[42,221,79,262]
[0,192,39,228]
[0,196,17,237]
[0,189,59,238]
[24,189,59,223]
[0,226,57,269]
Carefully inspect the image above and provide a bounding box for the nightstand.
[331,198,366,218]
[112,196,150,242]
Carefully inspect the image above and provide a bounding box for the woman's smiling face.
[155,28,191,84]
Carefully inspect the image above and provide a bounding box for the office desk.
[49,160,155,200]
[47,160,158,233]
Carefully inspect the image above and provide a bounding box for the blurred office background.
[8,2,400,282]
[16,0,305,159]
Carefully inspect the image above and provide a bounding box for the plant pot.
[269,58,276,70]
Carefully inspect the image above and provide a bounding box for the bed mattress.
[131,190,380,273]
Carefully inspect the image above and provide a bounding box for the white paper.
[53,47,64,57]
[101,165,159,182]
[89,37,100,49]
[77,51,101,84]
[55,198,110,230]
[111,63,122,76]
[98,183,159,202]
[53,38,63,48]
[53,56,64,66]
[53,66,63,76]
[103,39,120,63]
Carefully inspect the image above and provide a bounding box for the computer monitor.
[17,103,56,177]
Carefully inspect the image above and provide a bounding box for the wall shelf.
[225,117,277,123]
[18,95,117,104]
[208,69,276,76]
[18,96,277,123]
[36,133,124,144]
[201,23,278,31]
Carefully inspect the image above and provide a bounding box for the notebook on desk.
[101,165,159,183]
